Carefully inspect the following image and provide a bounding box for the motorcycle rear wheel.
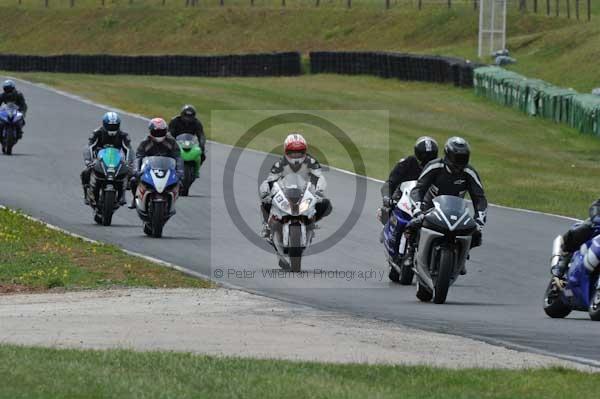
[543,280,571,319]
[433,247,454,304]
[101,190,116,226]
[289,224,303,273]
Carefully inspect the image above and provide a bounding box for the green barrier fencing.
[474,66,600,136]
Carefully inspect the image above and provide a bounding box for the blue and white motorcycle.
[134,156,180,238]
[381,180,417,285]
[544,228,600,321]
[0,103,24,155]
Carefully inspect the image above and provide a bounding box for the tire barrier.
[0,52,302,77]
[474,66,600,136]
[309,51,480,87]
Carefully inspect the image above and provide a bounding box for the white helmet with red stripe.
[148,117,168,143]
[284,133,307,167]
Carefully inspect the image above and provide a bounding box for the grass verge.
[0,344,597,399]
[10,71,600,218]
[0,207,212,292]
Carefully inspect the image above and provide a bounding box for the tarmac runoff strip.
[0,288,594,371]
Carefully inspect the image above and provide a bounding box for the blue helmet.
[102,112,121,136]
[2,80,15,93]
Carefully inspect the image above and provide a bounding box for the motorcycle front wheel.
[150,201,167,238]
[543,280,571,319]
[588,288,600,321]
[101,190,116,226]
[433,247,454,304]
[289,224,303,273]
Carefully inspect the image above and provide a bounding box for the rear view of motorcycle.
[134,156,179,238]
[176,133,202,196]
[87,147,129,226]
[411,196,477,304]
[0,103,24,155]
[267,174,317,272]
[381,180,416,285]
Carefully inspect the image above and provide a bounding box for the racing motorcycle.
[381,180,417,285]
[267,174,318,272]
[176,133,202,197]
[543,231,600,321]
[87,146,129,226]
[412,195,477,304]
[134,156,179,238]
[0,103,24,155]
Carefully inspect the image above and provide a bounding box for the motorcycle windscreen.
[141,156,179,191]
[425,195,476,234]
[98,148,123,169]
[280,174,308,205]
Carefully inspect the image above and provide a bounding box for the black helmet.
[444,136,470,173]
[181,104,196,121]
[414,136,438,166]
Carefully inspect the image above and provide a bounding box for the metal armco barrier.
[0,52,302,77]
[309,51,480,87]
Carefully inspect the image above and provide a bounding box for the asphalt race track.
[2,78,599,366]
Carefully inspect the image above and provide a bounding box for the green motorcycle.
[176,133,202,196]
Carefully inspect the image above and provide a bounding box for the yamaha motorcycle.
[412,196,477,304]
[0,103,24,155]
[134,156,179,238]
[267,174,318,272]
[544,229,600,321]
[87,147,129,226]
[381,180,417,285]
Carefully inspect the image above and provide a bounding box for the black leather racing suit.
[409,158,488,248]
[380,155,424,224]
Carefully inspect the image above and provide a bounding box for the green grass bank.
[0,207,212,292]
[0,344,597,399]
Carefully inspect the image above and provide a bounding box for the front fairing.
[423,195,477,236]
[177,134,202,162]
[141,156,179,193]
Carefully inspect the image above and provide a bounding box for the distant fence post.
[576,0,579,18]
[473,0,477,10]
[546,0,550,15]
[347,0,351,8]
[70,0,74,7]
[220,0,224,5]
[447,0,451,8]
[315,0,319,6]
[566,0,570,17]
[587,0,591,20]
[556,0,559,15]
[418,0,421,9]
[533,0,538,12]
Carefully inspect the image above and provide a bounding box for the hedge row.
[474,66,600,136]
[0,52,302,77]
[309,51,480,87]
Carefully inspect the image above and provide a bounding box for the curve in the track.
[1,77,599,366]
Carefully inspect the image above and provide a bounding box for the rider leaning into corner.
[0,80,28,140]
[129,118,184,209]
[258,133,333,238]
[551,201,600,281]
[168,104,207,172]
[403,136,488,274]
[81,112,134,206]
[379,136,439,225]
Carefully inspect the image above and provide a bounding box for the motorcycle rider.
[168,104,206,173]
[129,118,183,209]
[81,112,133,206]
[259,133,332,238]
[379,136,439,225]
[403,136,488,273]
[550,201,600,280]
[0,80,28,139]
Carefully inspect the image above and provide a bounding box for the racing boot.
[403,239,416,269]
[260,222,271,239]
[83,185,90,205]
[117,189,127,206]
